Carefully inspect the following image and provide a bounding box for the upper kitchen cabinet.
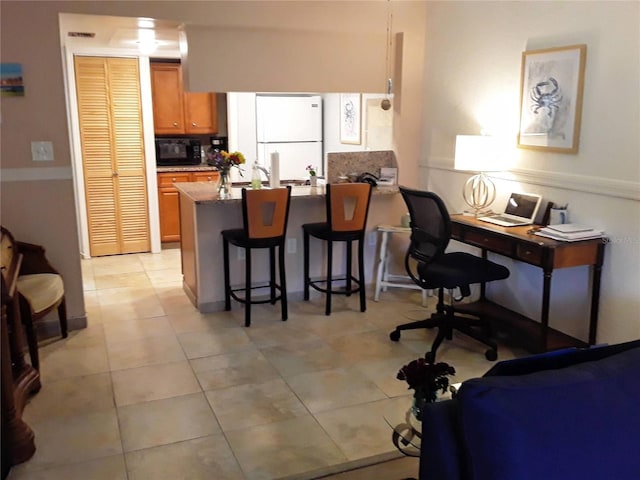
[150,62,218,135]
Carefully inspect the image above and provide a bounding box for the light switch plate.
[31,141,54,161]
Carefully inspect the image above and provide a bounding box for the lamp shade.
[454,135,508,172]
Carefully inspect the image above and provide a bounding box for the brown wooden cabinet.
[158,171,220,242]
[150,63,218,135]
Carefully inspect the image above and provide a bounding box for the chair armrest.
[419,400,465,480]
[16,241,58,275]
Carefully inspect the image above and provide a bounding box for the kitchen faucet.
[256,165,270,181]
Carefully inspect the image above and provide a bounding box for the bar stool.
[303,183,372,315]
[222,186,292,327]
[374,225,430,306]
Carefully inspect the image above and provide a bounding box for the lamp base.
[462,207,493,217]
[462,173,496,216]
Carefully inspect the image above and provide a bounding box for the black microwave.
[155,138,202,166]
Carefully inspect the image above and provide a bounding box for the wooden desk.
[450,215,606,353]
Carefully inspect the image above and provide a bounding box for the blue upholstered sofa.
[419,340,640,480]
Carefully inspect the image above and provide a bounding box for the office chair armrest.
[16,241,59,276]
[404,250,427,289]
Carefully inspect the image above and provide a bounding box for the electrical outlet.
[237,247,245,261]
[287,238,297,254]
[31,141,54,161]
[367,231,377,247]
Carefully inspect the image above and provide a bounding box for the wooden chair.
[221,186,292,327]
[302,182,372,315]
[13,237,68,371]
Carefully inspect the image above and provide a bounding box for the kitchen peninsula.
[176,182,401,313]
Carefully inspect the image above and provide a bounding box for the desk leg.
[374,231,390,301]
[588,242,605,345]
[540,269,552,352]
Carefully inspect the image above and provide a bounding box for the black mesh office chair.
[389,187,510,362]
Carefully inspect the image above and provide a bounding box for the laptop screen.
[504,193,540,219]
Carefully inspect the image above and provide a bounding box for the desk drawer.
[516,243,543,264]
[465,230,512,256]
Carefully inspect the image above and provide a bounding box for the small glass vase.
[412,395,428,421]
[309,175,318,187]
[218,169,231,196]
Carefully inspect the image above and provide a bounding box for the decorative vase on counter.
[218,168,232,196]
[309,175,318,187]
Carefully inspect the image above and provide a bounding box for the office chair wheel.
[389,330,401,342]
[485,349,498,361]
[424,351,436,364]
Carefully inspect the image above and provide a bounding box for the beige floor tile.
[167,309,238,334]
[111,361,201,407]
[146,267,184,287]
[178,328,252,359]
[19,409,122,471]
[107,334,186,371]
[285,366,387,414]
[314,397,411,461]
[118,392,220,452]
[137,249,181,271]
[97,285,159,305]
[354,356,426,398]
[156,286,201,314]
[226,415,347,480]
[205,378,308,432]
[7,454,127,480]
[54,324,106,349]
[260,339,349,378]
[191,348,280,391]
[94,271,152,290]
[291,311,379,339]
[98,301,166,323]
[38,342,110,382]
[324,330,417,364]
[91,255,145,276]
[243,322,324,348]
[103,316,176,345]
[125,435,244,480]
[23,372,114,423]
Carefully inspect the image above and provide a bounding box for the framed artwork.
[517,44,586,153]
[339,93,361,144]
[1,63,25,97]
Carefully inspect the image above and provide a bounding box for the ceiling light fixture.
[381,0,393,111]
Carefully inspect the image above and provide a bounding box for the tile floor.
[9,246,527,480]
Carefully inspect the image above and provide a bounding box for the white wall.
[421,1,640,344]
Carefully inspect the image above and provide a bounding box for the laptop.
[478,192,542,227]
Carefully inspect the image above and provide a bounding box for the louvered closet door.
[74,56,150,256]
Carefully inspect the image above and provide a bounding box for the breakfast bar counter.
[175,182,402,312]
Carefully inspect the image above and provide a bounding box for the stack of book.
[535,224,605,242]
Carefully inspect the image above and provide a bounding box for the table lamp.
[454,135,507,216]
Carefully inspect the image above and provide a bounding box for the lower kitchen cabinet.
[157,171,219,242]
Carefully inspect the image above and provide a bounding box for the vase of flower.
[219,167,231,195]
[397,358,456,421]
[411,394,428,421]
[206,149,246,197]
[306,164,318,187]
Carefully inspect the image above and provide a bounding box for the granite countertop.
[157,165,219,173]
[174,182,399,205]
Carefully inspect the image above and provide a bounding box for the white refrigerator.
[256,95,323,181]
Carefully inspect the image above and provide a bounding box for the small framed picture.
[517,44,586,153]
[339,93,361,144]
[1,63,25,97]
